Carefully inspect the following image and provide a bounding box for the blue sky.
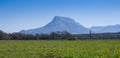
[0,0,120,33]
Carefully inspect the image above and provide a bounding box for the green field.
[0,40,120,58]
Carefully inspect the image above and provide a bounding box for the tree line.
[0,30,120,40]
[0,30,74,40]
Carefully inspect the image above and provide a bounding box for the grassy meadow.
[0,40,120,58]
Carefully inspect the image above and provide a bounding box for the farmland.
[0,40,120,58]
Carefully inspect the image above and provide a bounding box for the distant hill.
[20,16,89,34]
[91,24,120,33]
[20,16,120,34]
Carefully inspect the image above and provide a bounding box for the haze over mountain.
[20,16,89,34]
[91,24,120,33]
[20,16,120,34]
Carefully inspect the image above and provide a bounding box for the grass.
[0,40,120,58]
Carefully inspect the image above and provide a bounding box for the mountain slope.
[20,16,89,34]
[91,24,120,33]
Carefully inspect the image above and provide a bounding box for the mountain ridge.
[91,24,120,33]
[20,16,120,34]
[20,16,89,34]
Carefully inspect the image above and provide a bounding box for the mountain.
[91,24,120,33]
[20,16,89,34]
